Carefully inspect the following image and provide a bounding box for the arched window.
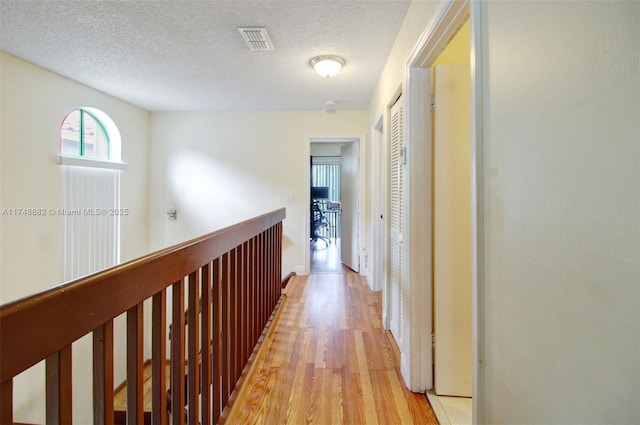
[60,108,109,158]
[58,107,124,168]
[58,107,124,280]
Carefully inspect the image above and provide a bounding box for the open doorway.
[308,138,360,274]
[428,17,473,422]
[310,146,343,272]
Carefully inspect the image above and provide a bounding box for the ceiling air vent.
[238,27,274,51]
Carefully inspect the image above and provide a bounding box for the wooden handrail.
[0,208,286,424]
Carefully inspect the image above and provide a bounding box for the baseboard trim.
[426,390,451,425]
[281,271,296,289]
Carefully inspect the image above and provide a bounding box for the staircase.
[113,361,170,424]
[1,209,286,425]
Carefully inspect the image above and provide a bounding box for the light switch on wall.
[284,193,295,203]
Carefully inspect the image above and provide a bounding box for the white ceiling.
[0,0,411,112]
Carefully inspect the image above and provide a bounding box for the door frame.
[304,134,366,276]
[402,0,482,411]
[370,117,385,293]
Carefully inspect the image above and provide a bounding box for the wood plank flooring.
[222,244,437,424]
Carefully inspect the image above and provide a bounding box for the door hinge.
[400,146,407,165]
[431,332,436,348]
[430,95,436,109]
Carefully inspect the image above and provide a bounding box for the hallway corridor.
[222,243,437,424]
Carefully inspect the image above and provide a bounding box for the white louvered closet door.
[389,95,404,346]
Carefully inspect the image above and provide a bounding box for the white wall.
[0,52,150,423]
[0,52,150,299]
[148,110,367,276]
[368,1,441,125]
[477,2,640,423]
[310,142,345,157]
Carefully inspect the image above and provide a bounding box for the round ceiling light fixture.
[309,55,345,78]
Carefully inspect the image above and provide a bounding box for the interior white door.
[340,142,359,272]
[388,96,404,345]
[433,64,472,396]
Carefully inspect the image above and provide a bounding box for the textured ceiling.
[0,0,410,111]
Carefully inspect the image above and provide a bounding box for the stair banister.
[0,208,285,424]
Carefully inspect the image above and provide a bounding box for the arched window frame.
[58,107,126,170]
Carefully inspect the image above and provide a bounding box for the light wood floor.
[222,242,437,424]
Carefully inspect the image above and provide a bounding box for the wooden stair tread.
[113,362,171,412]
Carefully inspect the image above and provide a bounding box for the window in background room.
[311,157,341,240]
[311,158,341,202]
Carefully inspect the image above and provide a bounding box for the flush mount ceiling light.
[309,55,345,78]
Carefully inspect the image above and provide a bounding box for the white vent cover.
[238,27,274,51]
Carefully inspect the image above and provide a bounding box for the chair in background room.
[310,200,331,245]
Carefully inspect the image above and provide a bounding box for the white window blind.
[311,159,341,202]
[61,166,121,281]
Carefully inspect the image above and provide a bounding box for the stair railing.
[0,208,285,425]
